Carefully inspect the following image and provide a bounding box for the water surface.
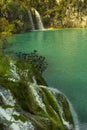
[7,29,87,122]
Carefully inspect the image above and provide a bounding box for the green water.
[7,29,87,122]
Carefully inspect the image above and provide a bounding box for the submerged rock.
[0,52,79,130]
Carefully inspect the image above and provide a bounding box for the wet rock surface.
[0,53,79,130]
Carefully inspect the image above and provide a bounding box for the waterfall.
[28,10,35,31]
[68,101,80,130]
[32,76,37,85]
[0,86,34,130]
[9,61,20,82]
[34,10,44,30]
[28,9,44,31]
[49,87,80,130]
[0,84,80,130]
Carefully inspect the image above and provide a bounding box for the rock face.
[0,84,76,130]
[62,7,87,28]
[0,53,79,130]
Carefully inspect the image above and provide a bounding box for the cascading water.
[0,84,80,130]
[49,88,80,130]
[34,10,44,30]
[28,9,44,31]
[0,56,80,130]
[0,86,35,130]
[28,11,35,31]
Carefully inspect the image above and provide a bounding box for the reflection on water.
[7,29,87,122]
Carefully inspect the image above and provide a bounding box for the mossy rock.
[0,83,74,130]
[0,52,47,86]
[0,52,77,130]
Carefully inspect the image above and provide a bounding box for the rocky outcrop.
[0,52,79,130]
[0,84,76,130]
[62,7,87,28]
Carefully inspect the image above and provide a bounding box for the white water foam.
[0,86,34,130]
[29,83,46,112]
[9,61,20,82]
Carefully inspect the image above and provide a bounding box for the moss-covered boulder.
[0,84,77,130]
[0,52,79,130]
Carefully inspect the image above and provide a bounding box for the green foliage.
[0,51,75,130]
[0,0,87,32]
[0,51,47,86]
[0,18,9,32]
[0,0,30,34]
[16,50,48,73]
[0,52,10,77]
[4,24,15,34]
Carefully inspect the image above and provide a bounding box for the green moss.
[0,52,74,129]
[58,93,74,125]
[13,115,27,122]
[2,105,14,109]
[40,86,65,130]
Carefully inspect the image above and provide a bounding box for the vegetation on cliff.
[0,51,76,130]
[15,50,48,74]
[0,0,87,35]
[0,51,47,85]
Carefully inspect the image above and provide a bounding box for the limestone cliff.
[0,0,87,34]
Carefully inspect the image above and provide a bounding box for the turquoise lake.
[7,29,87,123]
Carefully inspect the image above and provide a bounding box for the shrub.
[15,50,48,73]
